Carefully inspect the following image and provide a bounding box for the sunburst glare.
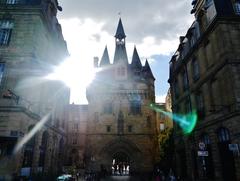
[46,57,96,104]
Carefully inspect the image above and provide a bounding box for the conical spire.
[115,18,126,39]
[131,46,142,70]
[113,18,128,64]
[144,59,155,80]
[99,46,110,66]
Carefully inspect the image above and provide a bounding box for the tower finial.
[115,18,126,39]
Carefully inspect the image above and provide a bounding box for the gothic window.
[217,127,230,143]
[192,58,200,81]
[103,102,113,114]
[0,20,14,46]
[0,63,5,86]
[130,100,141,115]
[117,111,124,134]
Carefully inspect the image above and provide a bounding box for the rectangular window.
[128,125,132,132]
[235,2,240,15]
[117,67,126,76]
[0,20,14,46]
[160,123,165,131]
[72,138,77,145]
[192,58,200,81]
[173,79,179,99]
[6,0,18,4]
[195,92,205,118]
[0,20,13,45]
[103,102,113,114]
[106,125,111,132]
[0,63,5,85]
[184,99,191,114]
[74,123,78,130]
[182,69,188,91]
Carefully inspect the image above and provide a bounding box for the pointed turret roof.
[113,18,128,64]
[115,18,126,39]
[100,46,110,66]
[143,59,155,80]
[131,46,142,70]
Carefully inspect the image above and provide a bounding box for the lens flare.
[149,103,197,134]
[13,113,50,154]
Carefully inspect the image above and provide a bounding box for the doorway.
[111,152,130,176]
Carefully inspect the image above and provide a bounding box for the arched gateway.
[97,138,142,175]
[83,18,157,177]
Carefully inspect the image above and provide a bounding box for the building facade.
[65,19,159,175]
[0,0,70,180]
[169,0,240,180]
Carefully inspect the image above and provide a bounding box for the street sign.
[198,151,208,157]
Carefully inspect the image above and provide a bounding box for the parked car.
[57,174,74,181]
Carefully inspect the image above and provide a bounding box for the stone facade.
[0,0,70,180]
[169,0,240,180]
[65,19,159,175]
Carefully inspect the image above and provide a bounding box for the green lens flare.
[149,103,197,134]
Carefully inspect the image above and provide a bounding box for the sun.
[47,57,96,104]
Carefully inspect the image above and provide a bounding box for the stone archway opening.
[111,152,130,176]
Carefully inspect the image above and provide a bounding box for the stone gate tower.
[85,18,158,174]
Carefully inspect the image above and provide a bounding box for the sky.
[56,0,194,104]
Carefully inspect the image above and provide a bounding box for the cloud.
[56,0,195,103]
[58,0,194,45]
[156,94,167,103]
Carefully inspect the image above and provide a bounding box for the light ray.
[13,113,51,154]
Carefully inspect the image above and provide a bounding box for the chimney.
[93,57,99,68]
[179,36,185,43]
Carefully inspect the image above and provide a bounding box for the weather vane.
[118,12,121,17]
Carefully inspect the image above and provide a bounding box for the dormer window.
[116,38,124,45]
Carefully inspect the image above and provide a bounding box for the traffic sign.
[198,151,208,157]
